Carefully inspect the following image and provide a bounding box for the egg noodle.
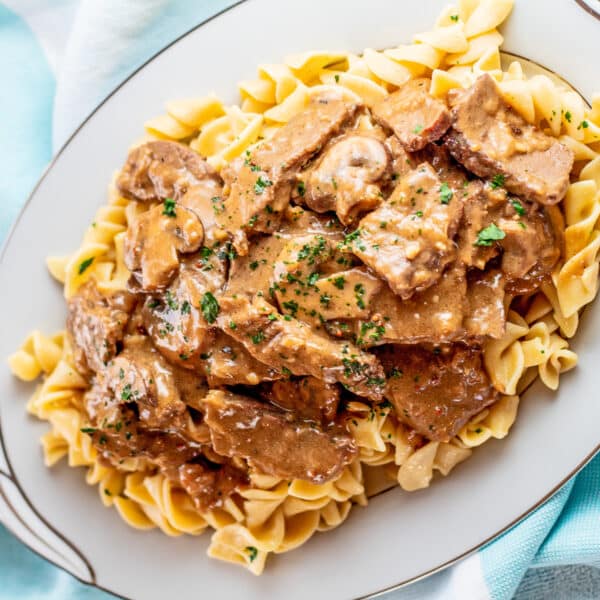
[8,0,600,574]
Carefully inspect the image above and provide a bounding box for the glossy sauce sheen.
[66,76,569,509]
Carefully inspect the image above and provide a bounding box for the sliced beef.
[464,269,505,339]
[216,295,386,401]
[116,140,219,203]
[377,345,499,442]
[350,162,463,299]
[262,377,340,423]
[219,99,359,253]
[456,183,503,269]
[225,207,345,299]
[372,78,452,152]
[385,135,417,180]
[363,265,467,345]
[304,134,391,224]
[67,280,136,377]
[456,183,562,293]
[414,143,469,191]
[500,204,563,295]
[357,265,505,345]
[176,460,248,511]
[202,331,282,387]
[445,74,574,205]
[202,390,357,483]
[124,203,204,292]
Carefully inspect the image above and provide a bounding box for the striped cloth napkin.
[2,1,600,598]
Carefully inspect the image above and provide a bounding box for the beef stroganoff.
[9,0,600,575]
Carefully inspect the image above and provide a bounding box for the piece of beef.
[500,204,563,295]
[385,135,417,180]
[219,99,359,253]
[216,295,385,401]
[304,134,391,224]
[361,265,467,345]
[67,280,136,377]
[350,162,463,299]
[225,207,345,299]
[445,74,574,205]
[377,344,499,442]
[116,140,220,203]
[124,203,204,292]
[464,269,505,339]
[262,377,340,423]
[372,78,452,151]
[202,390,357,483]
[356,265,505,345]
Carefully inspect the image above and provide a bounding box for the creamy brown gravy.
[68,75,571,509]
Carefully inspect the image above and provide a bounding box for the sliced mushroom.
[124,203,204,292]
[304,134,391,225]
[117,140,220,203]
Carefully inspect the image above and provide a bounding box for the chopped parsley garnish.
[147,298,160,309]
[565,111,572,123]
[162,198,177,217]
[297,236,327,265]
[297,181,306,197]
[450,14,459,21]
[320,293,331,307]
[78,257,94,275]
[119,368,125,380]
[249,260,259,271]
[579,120,590,130]
[340,229,361,248]
[354,283,366,309]
[307,272,319,286]
[246,546,258,562]
[251,331,265,344]
[412,124,424,134]
[178,353,189,361]
[120,384,132,401]
[333,276,345,290]
[247,215,258,228]
[510,198,526,216]
[439,182,453,204]
[475,223,505,246]
[229,321,237,330]
[282,300,299,316]
[490,174,506,189]
[334,74,340,83]
[80,427,96,434]
[165,290,178,310]
[254,175,273,195]
[200,292,220,324]
[518,221,527,229]
[181,300,191,315]
[415,210,423,218]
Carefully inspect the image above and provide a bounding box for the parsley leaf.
[412,124,424,134]
[254,175,273,195]
[78,257,94,275]
[162,198,177,217]
[246,546,258,562]
[510,198,526,216]
[200,292,220,324]
[475,223,505,246]
[490,174,506,189]
[439,182,453,204]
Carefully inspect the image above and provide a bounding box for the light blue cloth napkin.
[2,2,600,599]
